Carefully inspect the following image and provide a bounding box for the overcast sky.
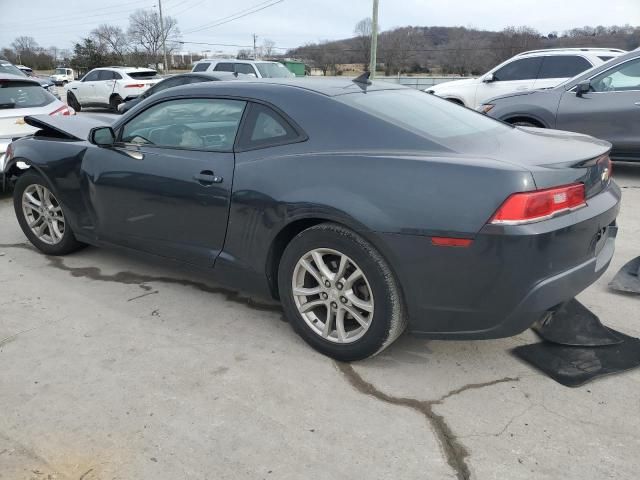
[1,0,639,54]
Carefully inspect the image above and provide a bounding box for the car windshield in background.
[255,63,294,78]
[54,68,67,75]
[0,81,56,109]
[340,88,510,140]
[0,62,27,77]
[128,71,160,79]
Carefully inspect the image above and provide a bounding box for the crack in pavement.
[45,256,283,314]
[336,362,519,480]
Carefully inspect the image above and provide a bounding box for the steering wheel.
[164,124,204,148]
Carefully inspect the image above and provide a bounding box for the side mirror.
[576,80,591,97]
[483,73,495,83]
[89,126,116,146]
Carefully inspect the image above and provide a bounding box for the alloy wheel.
[22,184,66,245]
[292,248,375,344]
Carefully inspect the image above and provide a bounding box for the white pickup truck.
[64,67,161,112]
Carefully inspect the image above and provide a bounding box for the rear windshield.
[339,89,509,140]
[0,62,27,77]
[0,81,56,109]
[255,63,294,78]
[128,71,159,79]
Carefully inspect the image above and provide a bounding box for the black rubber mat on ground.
[512,332,640,387]
[609,256,640,295]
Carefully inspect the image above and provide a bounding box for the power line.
[183,0,284,35]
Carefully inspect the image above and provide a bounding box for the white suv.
[427,48,625,109]
[65,67,161,112]
[191,59,294,78]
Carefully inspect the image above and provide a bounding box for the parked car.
[0,73,73,190]
[191,58,294,78]
[482,49,640,162]
[65,67,161,112]
[50,67,76,86]
[118,71,246,114]
[426,48,625,109]
[4,79,619,360]
[1,60,57,95]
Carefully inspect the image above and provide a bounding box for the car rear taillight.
[49,105,74,116]
[125,84,145,88]
[490,183,586,225]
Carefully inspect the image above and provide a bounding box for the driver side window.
[120,98,246,151]
[590,58,640,92]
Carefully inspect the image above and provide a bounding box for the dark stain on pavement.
[336,362,519,480]
[45,255,283,313]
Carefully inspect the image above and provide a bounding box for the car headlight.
[478,104,494,114]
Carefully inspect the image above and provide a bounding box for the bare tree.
[237,49,253,59]
[91,24,130,61]
[127,9,180,65]
[262,39,276,58]
[353,18,373,71]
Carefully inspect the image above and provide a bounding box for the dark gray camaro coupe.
[483,49,640,162]
[3,78,620,360]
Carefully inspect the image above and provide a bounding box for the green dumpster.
[281,60,306,77]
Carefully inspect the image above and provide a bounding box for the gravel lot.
[1,142,639,478]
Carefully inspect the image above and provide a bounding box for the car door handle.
[635,102,640,106]
[194,170,223,186]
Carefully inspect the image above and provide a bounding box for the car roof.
[159,77,406,98]
[515,48,626,58]
[195,58,281,65]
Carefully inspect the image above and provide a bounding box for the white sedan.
[1,73,73,189]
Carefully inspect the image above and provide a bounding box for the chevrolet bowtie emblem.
[15,117,25,125]
[601,167,610,182]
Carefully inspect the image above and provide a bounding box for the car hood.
[429,77,478,92]
[24,114,112,140]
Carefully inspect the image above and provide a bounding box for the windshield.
[55,68,67,75]
[0,80,56,109]
[0,62,27,77]
[339,88,510,141]
[128,71,160,79]
[255,63,294,78]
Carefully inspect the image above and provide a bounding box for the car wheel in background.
[66,92,81,112]
[13,172,86,256]
[278,223,407,361]
[510,120,543,128]
[109,94,123,112]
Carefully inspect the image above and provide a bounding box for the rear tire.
[13,171,86,256]
[67,92,81,112]
[278,223,407,361]
[110,94,123,112]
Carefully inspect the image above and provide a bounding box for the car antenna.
[352,71,371,85]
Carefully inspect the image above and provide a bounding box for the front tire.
[13,172,85,256]
[278,223,406,361]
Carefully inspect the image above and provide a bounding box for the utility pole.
[253,34,258,60]
[369,0,379,78]
[158,0,170,73]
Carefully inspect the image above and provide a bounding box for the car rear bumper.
[374,181,621,339]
